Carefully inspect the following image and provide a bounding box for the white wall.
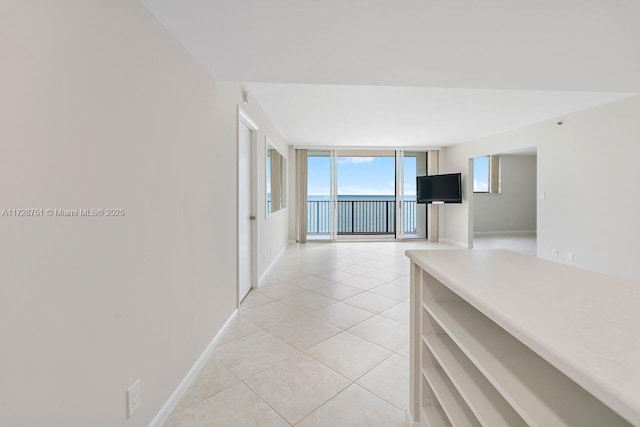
[473,155,537,232]
[287,146,298,241]
[441,95,640,281]
[0,2,288,426]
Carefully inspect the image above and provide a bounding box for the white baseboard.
[438,237,472,248]
[474,229,536,236]
[149,309,238,427]
[257,241,288,288]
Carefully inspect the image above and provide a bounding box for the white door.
[238,121,253,302]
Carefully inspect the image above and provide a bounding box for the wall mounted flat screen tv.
[416,173,462,204]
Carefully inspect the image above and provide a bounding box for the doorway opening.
[470,147,537,255]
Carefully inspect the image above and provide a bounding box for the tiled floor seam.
[241,379,294,426]
[306,309,374,332]
[355,372,407,412]
[245,374,352,426]
[299,335,393,384]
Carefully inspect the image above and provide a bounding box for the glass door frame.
[395,150,405,240]
[329,149,338,241]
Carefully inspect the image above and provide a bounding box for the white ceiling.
[247,84,629,147]
[140,0,639,146]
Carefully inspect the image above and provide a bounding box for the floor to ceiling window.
[402,153,418,237]
[307,151,332,240]
[336,151,396,238]
[306,150,425,241]
[401,151,428,239]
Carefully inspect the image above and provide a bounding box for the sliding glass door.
[336,150,396,238]
[400,151,427,239]
[307,151,333,240]
[306,149,426,241]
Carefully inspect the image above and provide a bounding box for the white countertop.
[405,249,640,426]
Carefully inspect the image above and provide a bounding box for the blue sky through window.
[307,155,417,198]
[308,155,330,196]
[474,156,489,192]
[337,156,394,196]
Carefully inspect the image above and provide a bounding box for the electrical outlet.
[567,252,574,262]
[551,249,558,259]
[127,379,141,418]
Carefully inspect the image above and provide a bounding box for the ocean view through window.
[307,153,418,237]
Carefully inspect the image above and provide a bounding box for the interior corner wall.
[473,155,537,232]
[0,2,288,426]
[441,94,640,281]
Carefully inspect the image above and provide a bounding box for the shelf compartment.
[422,406,451,427]
[424,334,526,427]
[421,371,451,427]
[424,300,631,427]
[423,367,481,427]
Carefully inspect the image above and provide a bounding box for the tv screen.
[416,173,462,204]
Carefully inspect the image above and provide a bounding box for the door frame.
[237,107,259,307]
[329,149,338,241]
[395,150,405,240]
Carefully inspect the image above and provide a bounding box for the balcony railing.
[307,200,417,235]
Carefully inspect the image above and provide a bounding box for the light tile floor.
[164,240,464,426]
[473,231,537,255]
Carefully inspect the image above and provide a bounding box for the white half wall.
[473,155,537,232]
[441,95,640,281]
[0,2,288,426]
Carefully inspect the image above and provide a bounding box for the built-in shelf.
[423,367,480,427]
[406,249,637,427]
[423,334,526,427]
[424,300,629,427]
